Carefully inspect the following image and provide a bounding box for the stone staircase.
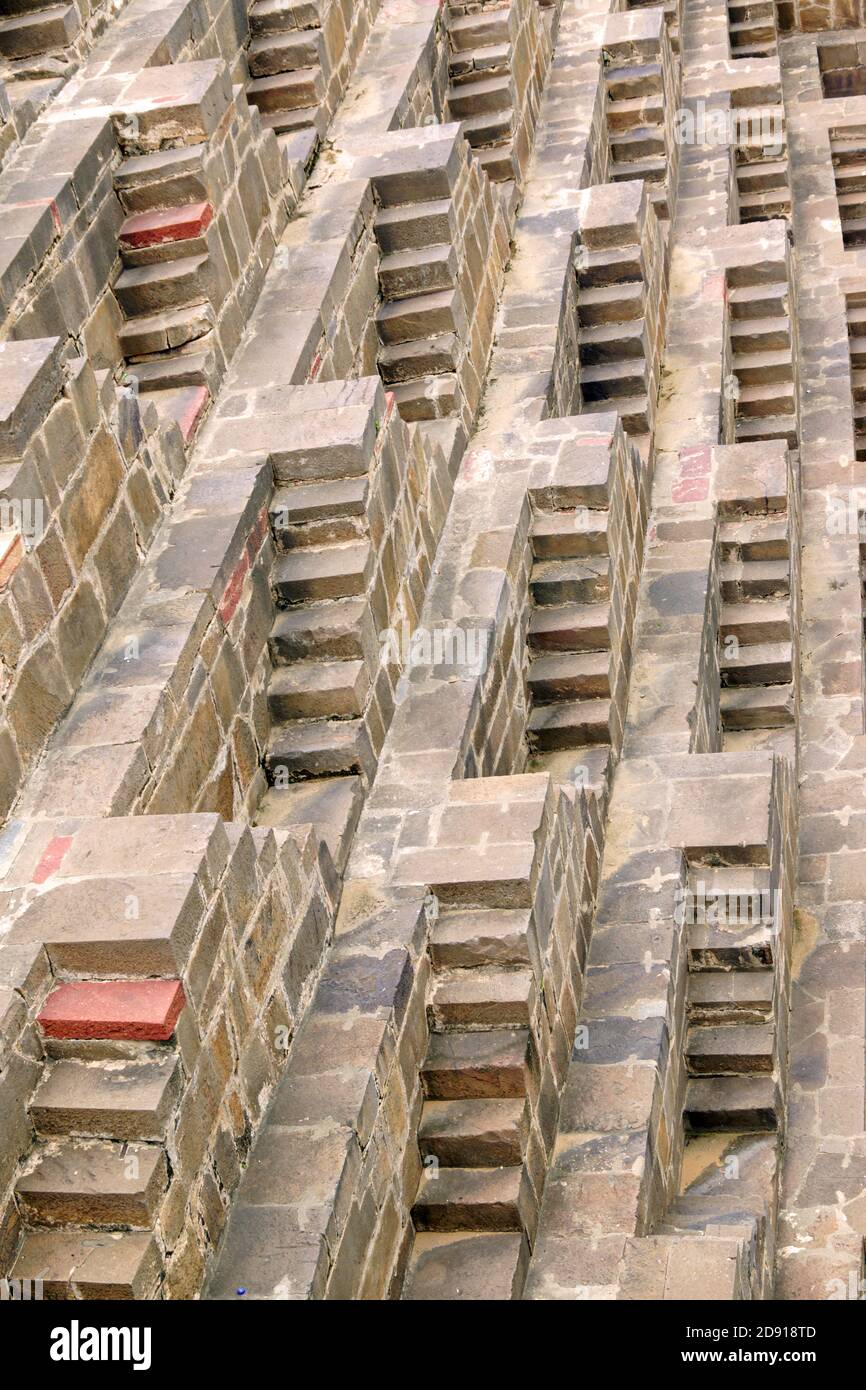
[446,1,515,185]
[846,292,866,461]
[727,0,778,59]
[719,508,795,746]
[736,120,790,225]
[0,0,112,84]
[730,273,798,449]
[603,9,681,228]
[246,0,327,154]
[831,129,866,249]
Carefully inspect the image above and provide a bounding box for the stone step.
[720,558,789,601]
[31,1058,179,1142]
[37,980,185,1042]
[248,29,323,77]
[576,280,645,327]
[119,302,213,357]
[272,540,370,603]
[374,198,453,253]
[449,42,511,83]
[9,1229,160,1299]
[684,1076,779,1132]
[727,280,788,321]
[0,4,78,60]
[738,190,791,223]
[126,351,212,392]
[530,556,610,606]
[579,317,649,364]
[605,60,664,102]
[721,682,795,729]
[728,0,776,21]
[686,1023,775,1076]
[141,384,210,444]
[376,288,462,345]
[528,649,611,701]
[267,658,368,721]
[378,335,459,384]
[255,775,362,875]
[378,244,456,301]
[421,1029,531,1100]
[579,357,648,401]
[448,74,511,118]
[735,414,799,449]
[258,103,324,137]
[689,922,775,971]
[583,392,652,434]
[247,66,325,113]
[527,600,611,653]
[418,1098,527,1168]
[473,145,515,182]
[606,93,665,135]
[609,153,668,185]
[412,1165,526,1232]
[728,18,776,45]
[527,697,612,750]
[114,255,209,316]
[402,1231,528,1300]
[448,9,511,52]
[729,314,791,354]
[429,967,535,1030]
[248,0,323,38]
[270,477,367,550]
[609,125,667,163]
[737,380,796,417]
[532,509,609,559]
[457,107,513,147]
[732,347,793,386]
[268,596,366,663]
[737,160,789,195]
[576,244,644,290]
[119,201,213,254]
[266,718,370,781]
[115,146,207,215]
[430,909,534,970]
[390,375,459,422]
[688,971,775,1026]
[718,516,788,562]
[15,1140,168,1227]
[720,640,792,685]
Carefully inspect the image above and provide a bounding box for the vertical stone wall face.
[0,0,865,1309]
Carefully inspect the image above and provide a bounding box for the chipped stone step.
[457,107,513,147]
[118,302,213,357]
[605,60,664,102]
[729,315,791,354]
[529,744,612,800]
[448,74,511,118]
[472,145,515,181]
[738,192,791,224]
[576,280,645,327]
[449,40,511,81]
[378,243,456,300]
[31,1058,179,1141]
[378,334,459,384]
[421,1029,531,1100]
[737,380,796,417]
[684,1076,779,1132]
[248,29,323,77]
[114,255,209,315]
[141,384,210,444]
[528,600,611,653]
[15,1140,167,1227]
[448,9,511,52]
[609,153,668,185]
[248,65,324,113]
[686,1023,775,1076]
[268,596,366,664]
[727,280,788,320]
[721,682,795,730]
[418,1097,527,1168]
[720,640,792,685]
[720,558,789,601]
[402,1230,528,1300]
[389,374,458,422]
[718,517,788,562]
[532,509,609,559]
[10,1229,161,1300]
[126,351,212,392]
[528,698,612,750]
[374,198,453,253]
[412,1164,527,1233]
[249,0,322,37]
[0,5,78,60]
[735,415,798,448]
[255,775,362,874]
[272,540,370,603]
[267,658,368,721]
[580,357,647,400]
[38,980,185,1042]
[266,718,372,781]
[430,909,534,970]
[528,649,611,701]
[606,93,665,135]
[271,480,367,550]
[688,970,775,1025]
[530,555,610,606]
[429,967,535,1031]
[115,146,208,215]
[689,922,775,971]
[258,103,325,136]
[376,287,463,345]
[585,391,651,434]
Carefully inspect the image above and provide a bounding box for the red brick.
[119,202,213,249]
[38,979,185,1041]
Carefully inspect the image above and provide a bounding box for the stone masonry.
[0,0,864,1304]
